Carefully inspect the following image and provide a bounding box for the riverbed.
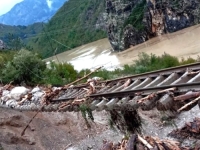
[45,24,200,71]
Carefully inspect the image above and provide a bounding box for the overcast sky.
[0,0,23,16]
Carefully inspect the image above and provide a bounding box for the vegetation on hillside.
[124,0,146,31]
[0,23,43,50]
[0,50,198,86]
[31,0,106,58]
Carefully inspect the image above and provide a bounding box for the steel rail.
[67,62,200,89]
[52,82,200,102]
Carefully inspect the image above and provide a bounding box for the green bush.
[0,51,198,86]
[1,49,46,84]
[0,50,16,67]
[132,52,180,74]
[43,62,78,86]
[124,0,146,30]
[179,57,197,65]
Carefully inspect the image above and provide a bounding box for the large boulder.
[10,87,29,101]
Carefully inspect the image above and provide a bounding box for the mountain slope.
[0,23,43,50]
[0,0,67,26]
[105,0,200,51]
[31,0,107,58]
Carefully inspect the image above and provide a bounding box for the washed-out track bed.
[52,63,200,112]
[1,63,200,113]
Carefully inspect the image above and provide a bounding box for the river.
[45,24,200,71]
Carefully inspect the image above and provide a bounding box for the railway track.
[1,62,200,112]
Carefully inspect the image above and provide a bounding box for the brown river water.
[45,24,200,71]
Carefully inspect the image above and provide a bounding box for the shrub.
[1,49,46,84]
[179,57,197,65]
[43,62,78,86]
[132,52,180,74]
[159,53,179,68]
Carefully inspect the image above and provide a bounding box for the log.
[137,135,153,149]
[174,91,200,101]
[64,66,102,88]
[187,71,200,75]
[157,94,174,111]
[141,95,159,111]
[123,78,131,88]
[156,87,176,94]
[177,96,200,113]
[21,104,45,136]
[126,96,142,111]
[137,94,156,104]
[72,98,86,105]
[126,134,137,150]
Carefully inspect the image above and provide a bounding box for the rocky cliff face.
[105,0,200,51]
[0,39,6,50]
[0,0,67,26]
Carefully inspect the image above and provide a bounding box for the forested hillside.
[30,0,107,58]
[0,23,43,50]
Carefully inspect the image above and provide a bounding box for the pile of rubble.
[0,83,55,111]
[169,117,200,140]
[101,134,200,150]
[0,76,101,111]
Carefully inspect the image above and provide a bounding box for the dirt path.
[45,24,200,71]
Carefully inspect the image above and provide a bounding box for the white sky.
[0,0,24,16]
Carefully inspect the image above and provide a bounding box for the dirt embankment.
[1,105,200,149]
[0,108,111,150]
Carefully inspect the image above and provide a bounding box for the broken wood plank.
[156,87,177,94]
[174,91,200,101]
[137,93,156,104]
[177,96,200,112]
[64,66,102,88]
[123,78,131,89]
[21,104,45,136]
[137,134,153,149]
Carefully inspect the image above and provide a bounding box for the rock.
[31,86,41,93]
[28,140,36,145]
[0,39,6,50]
[92,77,103,81]
[1,91,11,102]
[105,0,200,51]
[5,99,18,108]
[52,87,62,92]
[1,90,11,102]
[10,87,29,101]
[87,145,93,149]
[2,90,10,96]
[31,91,44,102]
[195,140,200,149]
[29,103,37,110]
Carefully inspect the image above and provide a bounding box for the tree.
[2,49,46,84]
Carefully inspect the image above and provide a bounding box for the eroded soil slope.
[0,108,110,150]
